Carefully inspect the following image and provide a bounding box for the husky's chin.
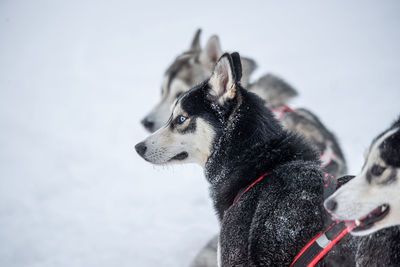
[141,151,189,165]
[169,152,189,162]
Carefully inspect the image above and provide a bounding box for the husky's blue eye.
[176,115,187,124]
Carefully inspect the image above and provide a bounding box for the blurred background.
[0,0,399,266]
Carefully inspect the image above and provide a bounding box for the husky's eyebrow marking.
[379,128,400,168]
[166,61,188,91]
[379,170,398,185]
[366,167,397,185]
[179,118,197,134]
[165,53,195,91]
[363,128,400,185]
[165,114,173,126]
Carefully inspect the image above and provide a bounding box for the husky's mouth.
[346,204,390,232]
[169,152,188,161]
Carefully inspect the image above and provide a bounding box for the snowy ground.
[0,1,399,266]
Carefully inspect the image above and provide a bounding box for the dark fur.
[355,226,400,266]
[178,53,355,266]
[380,116,400,167]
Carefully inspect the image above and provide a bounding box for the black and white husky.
[140,29,347,180]
[136,53,354,266]
[325,117,400,265]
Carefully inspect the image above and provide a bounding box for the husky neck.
[205,89,319,219]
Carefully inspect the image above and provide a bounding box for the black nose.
[141,118,154,132]
[135,142,147,157]
[324,198,337,212]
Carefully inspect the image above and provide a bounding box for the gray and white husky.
[140,29,347,179]
[324,117,400,265]
[136,53,356,266]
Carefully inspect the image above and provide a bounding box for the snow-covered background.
[0,1,399,266]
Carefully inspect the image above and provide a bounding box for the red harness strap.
[232,172,269,206]
[320,144,334,170]
[272,105,296,120]
[230,156,346,266]
[290,222,350,267]
[308,227,349,267]
[289,172,349,267]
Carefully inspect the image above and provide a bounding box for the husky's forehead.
[165,51,198,75]
[164,52,199,90]
[378,127,400,167]
[367,125,400,167]
[170,82,224,130]
[171,98,188,118]
[173,83,209,115]
[353,128,399,189]
[370,117,400,148]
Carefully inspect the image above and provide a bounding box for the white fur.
[217,238,221,267]
[140,102,215,167]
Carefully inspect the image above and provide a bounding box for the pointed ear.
[239,57,257,86]
[200,35,223,68]
[230,52,242,83]
[189,29,201,52]
[208,53,238,104]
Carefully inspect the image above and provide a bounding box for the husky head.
[141,29,256,132]
[136,52,248,167]
[324,117,400,236]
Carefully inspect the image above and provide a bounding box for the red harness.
[290,222,349,267]
[232,172,348,267]
[272,105,296,120]
[320,145,334,170]
[232,172,269,206]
